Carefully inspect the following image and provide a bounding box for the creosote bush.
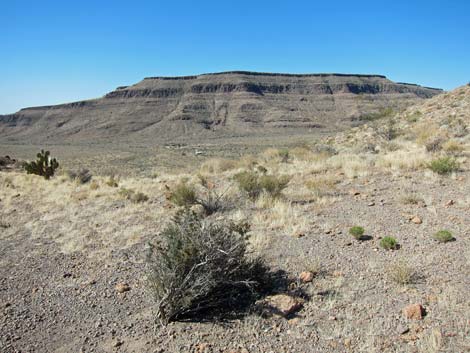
[23,150,59,180]
[234,171,290,200]
[380,236,398,250]
[432,230,454,243]
[146,211,271,323]
[349,226,365,240]
[428,157,460,175]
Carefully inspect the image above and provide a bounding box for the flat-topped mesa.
[143,71,389,80]
[0,71,443,143]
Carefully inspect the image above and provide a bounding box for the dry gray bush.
[146,211,271,323]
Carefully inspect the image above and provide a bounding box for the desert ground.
[1,86,469,352]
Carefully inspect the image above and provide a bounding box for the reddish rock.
[411,216,422,224]
[445,199,454,206]
[403,304,425,320]
[261,294,303,317]
[299,271,314,283]
[115,283,130,293]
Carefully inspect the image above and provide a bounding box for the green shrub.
[146,210,271,323]
[432,230,454,243]
[349,226,365,240]
[169,182,197,207]
[428,157,460,175]
[23,150,59,179]
[234,171,290,200]
[380,236,398,250]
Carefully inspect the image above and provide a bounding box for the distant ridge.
[0,71,443,144]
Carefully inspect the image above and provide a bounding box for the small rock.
[333,270,343,277]
[328,315,337,321]
[349,189,360,196]
[411,216,422,224]
[115,283,130,293]
[368,202,375,206]
[299,271,314,283]
[403,304,425,320]
[397,324,410,335]
[261,294,303,317]
[292,231,305,238]
[445,200,454,206]
[344,338,352,347]
[113,339,123,347]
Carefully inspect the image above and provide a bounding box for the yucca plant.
[23,150,59,179]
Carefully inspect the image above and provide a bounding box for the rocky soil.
[0,167,468,352]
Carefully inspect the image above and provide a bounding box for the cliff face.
[0,72,443,143]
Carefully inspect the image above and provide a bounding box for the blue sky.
[1,0,469,114]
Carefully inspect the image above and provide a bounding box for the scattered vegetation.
[388,261,415,285]
[119,187,149,203]
[349,226,365,240]
[427,157,460,175]
[432,230,454,243]
[380,236,398,250]
[23,150,59,179]
[234,171,290,200]
[146,210,271,323]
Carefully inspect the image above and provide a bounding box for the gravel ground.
[1,168,469,353]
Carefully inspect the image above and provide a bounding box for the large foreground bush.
[146,211,271,323]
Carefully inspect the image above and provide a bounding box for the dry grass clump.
[376,149,429,171]
[106,175,119,187]
[442,140,465,155]
[200,158,238,174]
[400,192,424,205]
[305,175,338,197]
[168,182,197,207]
[387,261,415,285]
[118,187,149,203]
[66,168,92,184]
[146,210,271,323]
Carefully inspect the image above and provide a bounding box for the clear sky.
[1,0,469,114]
